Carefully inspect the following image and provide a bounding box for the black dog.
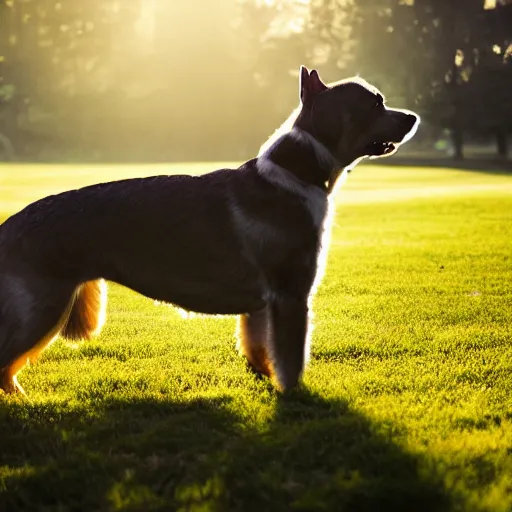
[0,66,419,394]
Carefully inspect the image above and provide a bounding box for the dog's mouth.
[365,141,397,157]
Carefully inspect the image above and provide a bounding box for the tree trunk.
[496,129,508,158]
[452,126,464,160]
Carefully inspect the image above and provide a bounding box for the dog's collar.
[290,128,340,173]
[289,128,340,188]
[258,127,339,192]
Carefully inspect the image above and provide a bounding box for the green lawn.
[0,162,511,511]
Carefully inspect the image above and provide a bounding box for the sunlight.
[505,44,512,61]
[256,0,310,6]
[135,0,157,41]
[1,0,512,509]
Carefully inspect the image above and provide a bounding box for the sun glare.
[257,0,310,6]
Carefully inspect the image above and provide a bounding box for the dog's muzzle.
[364,110,419,157]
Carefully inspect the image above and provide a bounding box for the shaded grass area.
[1,163,512,511]
[0,394,452,512]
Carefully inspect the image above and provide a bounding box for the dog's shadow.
[0,388,453,511]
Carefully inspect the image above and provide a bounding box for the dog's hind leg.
[237,308,272,377]
[0,277,77,394]
[267,296,309,392]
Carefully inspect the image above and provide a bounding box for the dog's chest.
[229,186,325,294]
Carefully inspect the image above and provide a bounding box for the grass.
[0,162,511,511]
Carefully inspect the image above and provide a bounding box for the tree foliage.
[307,0,512,157]
[0,0,510,161]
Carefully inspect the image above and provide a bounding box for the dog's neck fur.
[259,127,340,193]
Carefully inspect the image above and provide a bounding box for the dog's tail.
[61,279,107,340]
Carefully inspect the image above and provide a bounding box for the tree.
[304,0,511,159]
[468,2,512,157]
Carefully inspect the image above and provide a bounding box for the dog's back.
[1,165,316,311]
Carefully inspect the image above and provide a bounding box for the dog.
[0,66,419,394]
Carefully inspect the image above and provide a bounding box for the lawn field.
[0,162,511,511]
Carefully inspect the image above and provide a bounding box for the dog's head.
[296,66,419,167]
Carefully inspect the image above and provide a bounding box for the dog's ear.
[299,66,310,104]
[300,66,328,105]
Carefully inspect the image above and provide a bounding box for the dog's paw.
[0,374,26,395]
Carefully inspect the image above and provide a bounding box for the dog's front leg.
[268,295,309,392]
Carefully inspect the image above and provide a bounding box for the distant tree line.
[0,0,511,162]
[306,0,512,159]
